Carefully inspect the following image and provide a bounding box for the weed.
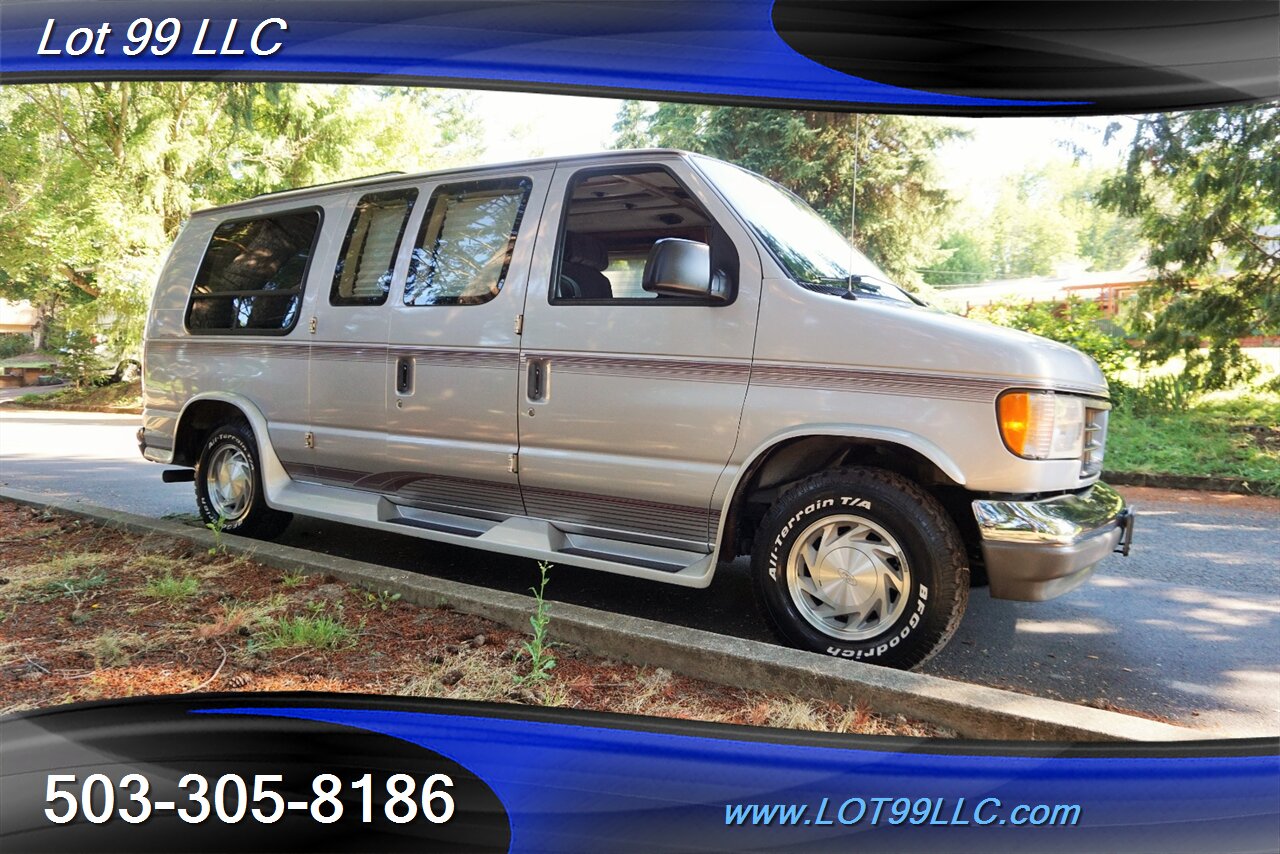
[362,589,402,611]
[252,602,356,651]
[142,572,200,602]
[42,569,110,601]
[205,512,228,556]
[514,562,556,687]
[280,569,307,588]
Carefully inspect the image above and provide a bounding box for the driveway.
[2,408,1277,736]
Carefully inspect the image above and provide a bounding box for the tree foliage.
[1098,105,1280,389]
[924,161,1143,286]
[613,102,961,288]
[0,83,483,355]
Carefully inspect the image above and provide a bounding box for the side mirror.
[643,238,726,300]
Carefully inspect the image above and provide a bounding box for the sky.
[462,89,1139,211]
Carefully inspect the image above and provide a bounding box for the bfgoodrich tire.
[194,421,292,540]
[752,467,968,670]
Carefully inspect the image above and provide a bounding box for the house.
[933,265,1152,318]
[0,299,37,336]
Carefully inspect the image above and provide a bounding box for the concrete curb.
[1105,470,1265,495]
[1,486,1198,743]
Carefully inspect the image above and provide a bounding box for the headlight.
[997,391,1086,460]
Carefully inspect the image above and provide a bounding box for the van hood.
[760,283,1110,397]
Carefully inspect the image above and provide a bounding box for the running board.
[266,479,715,588]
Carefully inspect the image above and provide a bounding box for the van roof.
[192,149,699,218]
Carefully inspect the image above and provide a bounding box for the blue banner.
[2,1,1276,115]
[2,695,1277,852]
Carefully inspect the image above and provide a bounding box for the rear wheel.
[752,467,968,670]
[194,421,292,540]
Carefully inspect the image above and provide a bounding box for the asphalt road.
[2,408,1277,736]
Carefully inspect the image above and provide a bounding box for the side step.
[559,548,684,573]
[266,479,715,588]
[386,504,490,539]
[385,508,686,572]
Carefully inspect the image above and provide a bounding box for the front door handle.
[396,357,413,394]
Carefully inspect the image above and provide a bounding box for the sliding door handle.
[395,357,413,394]
[527,358,549,402]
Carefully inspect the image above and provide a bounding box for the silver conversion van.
[139,150,1134,669]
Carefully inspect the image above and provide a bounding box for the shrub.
[0,333,33,359]
[1123,374,1201,416]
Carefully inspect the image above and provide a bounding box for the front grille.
[1081,405,1109,478]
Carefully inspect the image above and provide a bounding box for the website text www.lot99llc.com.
[725,796,1082,828]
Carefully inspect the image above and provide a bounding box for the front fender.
[706,424,967,571]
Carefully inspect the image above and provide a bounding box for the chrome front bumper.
[972,482,1134,602]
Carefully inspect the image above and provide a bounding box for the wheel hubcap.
[785,514,912,641]
[206,444,252,522]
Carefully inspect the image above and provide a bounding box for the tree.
[986,167,1079,278]
[1062,164,1144,272]
[1098,105,1280,389]
[0,83,484,357]
[921,232,993,286]
[613,102,962,288]
[924,160,1144,287]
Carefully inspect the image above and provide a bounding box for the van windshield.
[694,156,918,304]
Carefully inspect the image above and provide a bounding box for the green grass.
[1107,391,1280,494]
[141,572,200,602]
[252,603,356,651]
[279,569,307,588]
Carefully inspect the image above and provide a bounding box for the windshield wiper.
[802,275,881,297]
[800,275,926,307]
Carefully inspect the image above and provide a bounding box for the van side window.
[331,189,418,306]
[186,209,321,334]
[553,168,736,303]
[404,178,532,307]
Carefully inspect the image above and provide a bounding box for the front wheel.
[752,467,968,670]
[194,421,292,540]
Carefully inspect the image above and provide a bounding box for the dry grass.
[192,598,283,641]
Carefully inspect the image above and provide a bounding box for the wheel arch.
[714,426,972,564]
[171,393,293,502]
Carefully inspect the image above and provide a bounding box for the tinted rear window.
[331,190,417,306]
[404,178,532,307]
[186,209,321,333]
